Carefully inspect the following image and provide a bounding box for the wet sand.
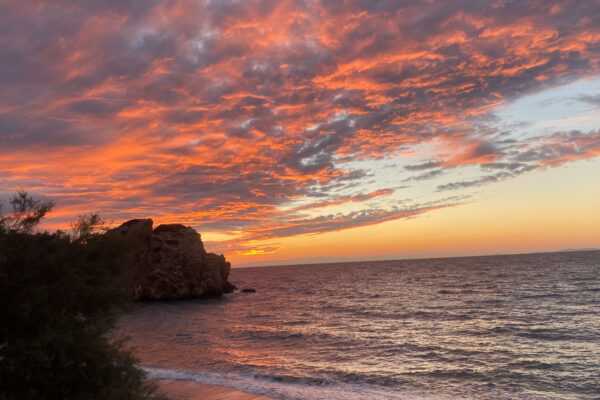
[156,379,275,400]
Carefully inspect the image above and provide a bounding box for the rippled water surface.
[118,251,600,399]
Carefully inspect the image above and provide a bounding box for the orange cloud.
[0,0,599,256]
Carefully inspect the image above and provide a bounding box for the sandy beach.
[156,379,275,400]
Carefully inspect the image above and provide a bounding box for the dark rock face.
[107,219,235,300]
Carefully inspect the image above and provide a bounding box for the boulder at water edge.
[107,219,235,300]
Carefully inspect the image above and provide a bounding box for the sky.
[0,0,599,267]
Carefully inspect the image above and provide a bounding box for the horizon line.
[232,248,600,269]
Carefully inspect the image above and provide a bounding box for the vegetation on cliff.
[0,191,164,400]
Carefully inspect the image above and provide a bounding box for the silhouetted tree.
[72,213,110,243]
[0,190,55,234]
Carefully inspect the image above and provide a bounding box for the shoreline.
[156,379,275,400]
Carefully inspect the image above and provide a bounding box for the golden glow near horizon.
[1,1,599,266]
[228,158,600,266]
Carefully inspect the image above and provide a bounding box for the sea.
[117,251,600,400]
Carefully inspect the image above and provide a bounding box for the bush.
[0,189,55,234]
[0,193,164,400]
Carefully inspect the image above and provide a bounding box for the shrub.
[0,193,164,400]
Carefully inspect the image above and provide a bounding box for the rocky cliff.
[107,219,235,300]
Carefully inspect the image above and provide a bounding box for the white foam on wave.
[143,366,452,400]
[222,289,242,298]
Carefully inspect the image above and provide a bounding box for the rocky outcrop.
[107,219,235,300]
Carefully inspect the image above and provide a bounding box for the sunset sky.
[1,0,599,266]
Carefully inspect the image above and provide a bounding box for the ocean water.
[117,251,600,400]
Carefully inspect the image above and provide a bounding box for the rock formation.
[107,219,235,300]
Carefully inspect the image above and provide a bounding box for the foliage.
[0,190,55,234]
[0,192,164,400]
[71,213,110,243]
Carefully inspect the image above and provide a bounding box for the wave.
[143,366,559,400]
[143,366,454,400]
